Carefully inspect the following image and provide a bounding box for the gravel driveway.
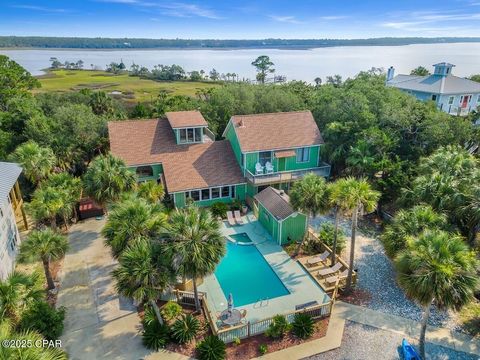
[309,214,457,329]
[305,321,478,360]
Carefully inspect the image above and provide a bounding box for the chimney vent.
[386,66,395,82]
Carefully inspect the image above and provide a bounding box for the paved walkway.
[57,218,166,360]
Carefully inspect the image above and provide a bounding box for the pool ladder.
[254,297,269,308]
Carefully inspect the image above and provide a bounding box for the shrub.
[143,304,157,326]
[258,344,268,355]
[171,314,200,343]
[161,301,182,322]
[18,301,66,340]
[197,335,226,360]
[233,337,241,346]
[305,222,346,255]
[265,314,291,339]
[142,320,170,350]
[292,313,314,339]
[210,202,229,219]
[230,199,242,211]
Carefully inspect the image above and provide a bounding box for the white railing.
[245,163,331,185]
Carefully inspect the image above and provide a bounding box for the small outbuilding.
[254,187,307,245]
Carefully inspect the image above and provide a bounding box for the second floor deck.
[245,162,331,185]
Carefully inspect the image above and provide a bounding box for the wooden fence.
[215,300,332,343]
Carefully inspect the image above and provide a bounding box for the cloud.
[12,5,70,13]
[268,15,302,24]
[319,15,348,20]
[159,3,221,19]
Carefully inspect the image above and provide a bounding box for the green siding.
[282,146,320,171]
[280,213,307,245]
[225,123,243,168]
[129,164,163,182]
[235,184,246,201]
[246,183,257,198]
[174,192,186,208]
[245,153,258,174]
[258,203,279,241]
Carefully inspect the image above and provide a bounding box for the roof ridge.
[232,110,311,118]
[108,118,160,125]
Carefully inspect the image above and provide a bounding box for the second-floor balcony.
[245,162,331,185]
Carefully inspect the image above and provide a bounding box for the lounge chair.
[325,269,349,286]
[227,211,236,226]
[295,301,318,311]
[255,162,264,175]
[265,161,274,174]
[234,210,244,225]
[317,262,343,278]
[306,251,330,266]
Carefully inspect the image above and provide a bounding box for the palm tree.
[290,173,330,255]
[381,205,449,258]
[0,318,68,359]
[395,230,477,359]
[20,229,69,290]
[44,173,82,229]
[112,238,174,307]
[137,181,165,204]
[27,186,69,228]
[330,177,380,291]
[164,205,225,311]
[102,196,167,258]
[83,154,136,213]
[0,272,43,323]
[9,141,55,184]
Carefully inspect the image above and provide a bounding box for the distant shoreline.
[1,36,480,51]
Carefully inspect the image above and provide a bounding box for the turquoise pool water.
[215,241,290,306]
[229,232,252,244]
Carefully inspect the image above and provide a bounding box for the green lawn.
[36,69,219,103]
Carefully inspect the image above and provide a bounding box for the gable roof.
[254,186,297,220]
[166,111,208,129]
[387,74,480,95]
[108,118,244,193]
[228,111,324,152]
[0,162,22,202]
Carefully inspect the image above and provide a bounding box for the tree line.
[2,36,480,49]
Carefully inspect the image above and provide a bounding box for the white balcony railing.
[245,163,331,185]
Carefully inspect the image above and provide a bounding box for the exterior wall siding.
[245,146,320,174]
[174,192,186,208]
[225,124,243,168]
[173,184,246,208]
[0,195,21,280]
[258,203,279,242]
[280,213,307,245]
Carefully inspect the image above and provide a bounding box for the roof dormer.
[166,110,212,144]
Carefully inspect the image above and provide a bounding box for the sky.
[1,0,480,39]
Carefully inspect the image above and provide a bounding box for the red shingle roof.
[108,119,244,193]
[229,111,324,152]
[166,110,208,129]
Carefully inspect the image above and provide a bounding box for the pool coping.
[199,214,330,325]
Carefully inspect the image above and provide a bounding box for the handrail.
[245,165,331,185]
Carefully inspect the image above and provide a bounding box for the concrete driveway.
[57,218,150,359]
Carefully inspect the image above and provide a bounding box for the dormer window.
[179,127,203,143]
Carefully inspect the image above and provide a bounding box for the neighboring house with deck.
[0,162,28,280]
[386,62,480,116]
[108,110,330,208]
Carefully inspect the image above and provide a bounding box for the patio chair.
[325,269,349,286]
[255,162,264,175]
[234,210,244,225]
[306,250,330,266]
[317,262,342,278]
[227,211,236,226]
[265,161,274,174]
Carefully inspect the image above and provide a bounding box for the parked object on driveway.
[77,197,104,220]
[402,339,421,360]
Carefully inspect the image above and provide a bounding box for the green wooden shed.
[254,187,308,245]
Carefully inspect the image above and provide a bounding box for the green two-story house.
[222,111,330,199]
[108,110,330,208]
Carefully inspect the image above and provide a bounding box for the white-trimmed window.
[179,127,202,143]
[431,94,437,101]
[258,151,272,166]
[136,165,153,177]
[296,147,310,163]
[477,95,480,103]
[184,185,236,202]
[448,96,455,105]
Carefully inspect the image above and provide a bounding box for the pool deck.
[199,213,330,325]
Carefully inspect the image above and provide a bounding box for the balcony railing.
[245,163,331,185]
[204,128,216,142]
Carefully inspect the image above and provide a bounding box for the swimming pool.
[228,232,253,244]
[214,241,290,307]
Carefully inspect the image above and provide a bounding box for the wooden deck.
[298,229,356,294]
